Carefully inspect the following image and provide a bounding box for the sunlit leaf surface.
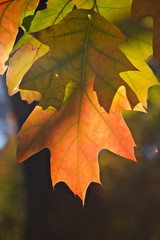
[30,0,74,32]
[3,0,159,202]
[17,8,138,202]
[0,0,39,74]
[119,25,159,107]
[17,83,136,202]
[73,0,132,24]
[7,33,49,102]
[20,9,138,110]
[73,0,159,107]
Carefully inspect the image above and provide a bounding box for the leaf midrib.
[76,4,96,193]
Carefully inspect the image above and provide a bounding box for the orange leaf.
[17,77,136,203]
[0,0,39,74]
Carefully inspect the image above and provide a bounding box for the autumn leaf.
[73,0,132,25]
[7,32,49,103]
[72,0,159,107]
[30,0,132,33]
[6,0,158,109]
[19,9,138,111]
[0,0,40,74]
[16,7,139,202]
[4,0,157,202]
[29,0,74,32]
[131,0,160,64]
[17,81,136,202]
[119,25,159,107]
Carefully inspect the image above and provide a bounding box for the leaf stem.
[53,0,72,24]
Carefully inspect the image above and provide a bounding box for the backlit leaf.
[73,0,159,107]
[29,0,74,32]
[3,0,157,202]
[7,32,49,102]
[17,7,140,202]
[17,82,136,203]
[20,9,138,111]
[0,0,39,74]
[19,0,158,108]
[119,25,159,107]
[20,89,41,103]
[73,0,132,25]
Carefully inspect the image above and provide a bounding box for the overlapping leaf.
[29,0,74,32]
[6,0,158,109]
[3,0,158,202]
[73,0,159,107]
[0,0,39,74]
[7,0,157,109]
[16,8,139,202]
[119,25,159,107]
[131,0,160,64]
[19,9,138,111]
[7,32,49,103]
[73,0,132,25]
[30,0,132,33]
[17,82,136,202]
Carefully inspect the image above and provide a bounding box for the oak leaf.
[0,0,39,74]
[6,0,158,109]
[16,8,139,202]
[30,0,132,32]
[73,0,159,107]
[19,9,138,111]
[17,82,136,203]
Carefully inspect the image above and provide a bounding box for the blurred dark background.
[0,0,160,239]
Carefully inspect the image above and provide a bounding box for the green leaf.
[73,0,159,108]
[119,24,159,107]
[29,0,74,32]
[7,32,49,102]
[73,0,132,25]
[20,9,138,110]
[22,15,34,32]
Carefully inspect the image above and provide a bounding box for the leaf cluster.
[0,0,159,202]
